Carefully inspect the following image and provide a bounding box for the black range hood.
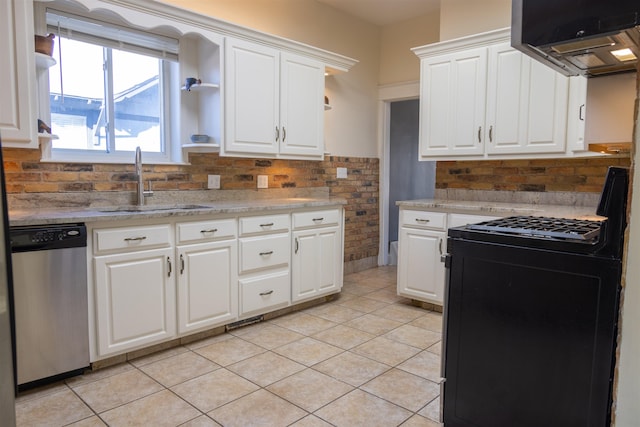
[512,0,640,77]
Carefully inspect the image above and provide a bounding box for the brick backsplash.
[1,148,380,265]
[436,157,632,193]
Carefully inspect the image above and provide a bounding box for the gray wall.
[388,99,435,243]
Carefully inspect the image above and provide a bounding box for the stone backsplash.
[1,148,380,269]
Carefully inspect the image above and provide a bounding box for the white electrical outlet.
[257,175,268,189]
[337,167,348,179]
[207,174,220,189]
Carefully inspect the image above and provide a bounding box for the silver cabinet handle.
[259,250,273,256]
[489,125,493,142]
[282,127,286,142]
[180,254,184,275]
[124,236,147,242]
[312,217,324,222]
[259,290,274,296]
[167,257,172,277]
[260,223,274,227]
[200,228,218,234]
[579,104,585,121]
[478,126,482,143]
[275,126,279,142]
[439,238,443,255]
[295,237,299,254]
[415,218,430,223]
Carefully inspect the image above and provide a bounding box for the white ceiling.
[316,0,440,27]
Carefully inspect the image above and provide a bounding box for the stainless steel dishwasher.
[10,223,89,389]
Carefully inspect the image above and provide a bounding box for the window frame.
[39,7,181,165]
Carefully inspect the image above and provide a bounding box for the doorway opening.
[386,99,435,264]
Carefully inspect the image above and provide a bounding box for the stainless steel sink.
[95,204,210,213]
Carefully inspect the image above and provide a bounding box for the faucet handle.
[144,180,154,197]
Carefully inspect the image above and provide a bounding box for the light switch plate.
[337,167,347,179]
[257,175,268,189]
[207,174,220,189]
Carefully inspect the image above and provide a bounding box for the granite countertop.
[396,199,603,220]
[9,197,347,227]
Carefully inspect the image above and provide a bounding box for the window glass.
[112,49,163,153]
[49,37,105,150]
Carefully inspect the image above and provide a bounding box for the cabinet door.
[224,38,279,155]
[397,227,446,304]
[94,248,175,357]
[486,44,569,155]
[0,0,36,147]
[419,47,487,158]
[279,52,324,159]
[177,240,238,335]
[292,226,341,302]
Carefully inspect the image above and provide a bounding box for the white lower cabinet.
[176,218,238,334]
[89,205,344,361]
[177,239,237,334]
[397,212,447,304]
[238,213,291,318]
[291,209,343,303]
[94,247,175,357]
[397,209,499,305]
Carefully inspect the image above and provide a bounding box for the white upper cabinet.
[0,0,36,147]
[224,39,280,156]
[485,43,569,155]
[224,37,325,159]
[419,47,487,157]
[279,52,325,158]
[413,28,587,161]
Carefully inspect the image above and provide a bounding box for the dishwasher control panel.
[10,224,87,252]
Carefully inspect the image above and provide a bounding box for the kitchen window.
[43,9,180,164]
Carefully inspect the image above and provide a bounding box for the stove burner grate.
[467,216,603,241]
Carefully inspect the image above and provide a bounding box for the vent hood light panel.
[611,48,637,61]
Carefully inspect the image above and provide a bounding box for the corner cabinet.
[413,28,588,161]
[397,209,500,305]
[223,37,325,160]
[0,0,37,147]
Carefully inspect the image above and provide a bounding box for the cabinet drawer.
[177,218,236,244]
[401,210,447,230]
[239,233,290,273]
[240,271,290,316]
[94,225,171,253]
[292,209,340,229]
[239,214,290,236]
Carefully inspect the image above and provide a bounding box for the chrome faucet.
[135,146,153,206]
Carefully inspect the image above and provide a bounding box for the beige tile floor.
[15,266,443,427]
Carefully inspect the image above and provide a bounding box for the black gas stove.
[441,167,629,427]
